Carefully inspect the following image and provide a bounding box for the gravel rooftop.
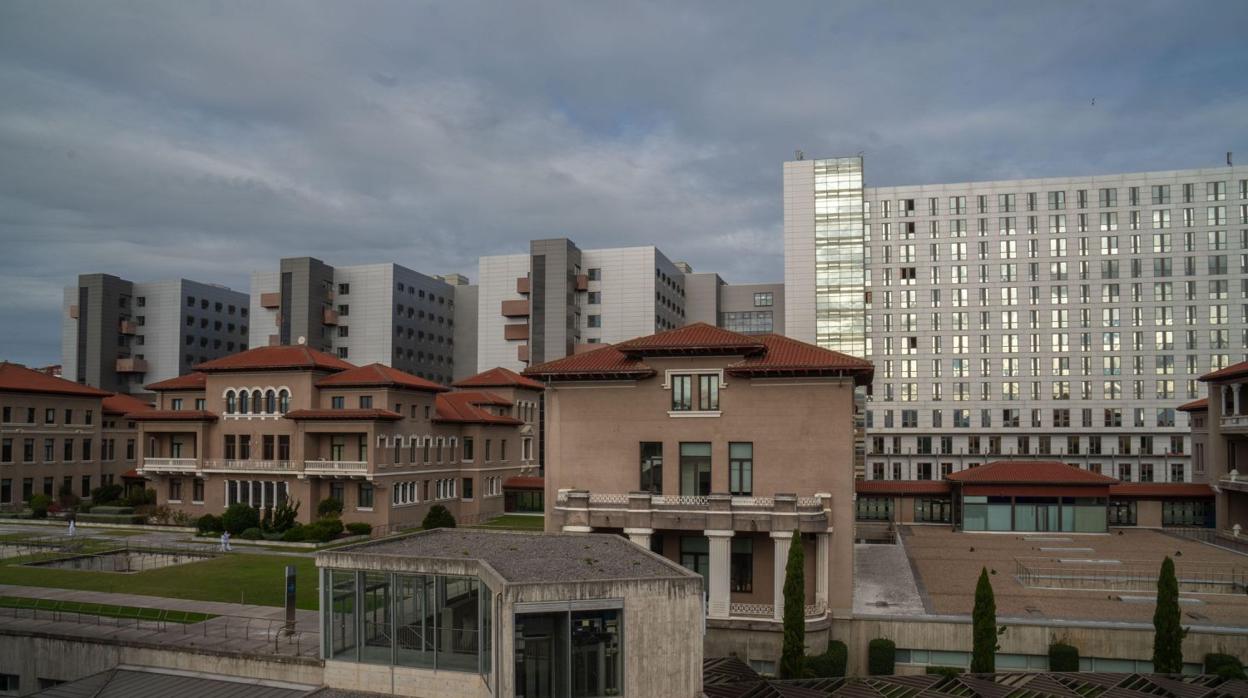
[329,529,697,584]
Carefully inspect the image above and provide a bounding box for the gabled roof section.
[727,334,874,383]
[946,460,1116,485]
[103,393,153,416]
[0,362,110,398]
[194,345,354,373]
[613,322,766,356]
[1200,359,1248,383]
[316,363,449,392]
[145,372,207,391]
[434,391,523,425]
[453,366,545,391]
[129,409,218,422]
[523,345,655,381]
[285,408,402,421]
[1177,397,1208,412]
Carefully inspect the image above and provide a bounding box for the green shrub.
[1048,642,1079,672]
[28,494,53,519]
[868,638,896,676]
[90,484,124,505]
[269,499,300,533]
[221,503,260,534]
[805,640,848,678]
[1153,556,1186,674]
[317,497,344,519]
[1205,653,1246,680]
[422,505,456,530]
[239,527,264,540]
[305,518,345,543]
[925,666,963,679]
[124,488,156,507]
[196,514,223,534]
[280,525,307,542]
[345,522,372,536]
[972,567,998,673]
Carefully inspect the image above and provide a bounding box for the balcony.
[304,460,369,476]
[516,277,530,294]
[501,299,530,318]
[118,320,138,335]
[1222,414,1248,430]
[115,357,148,373]
[322,308,339,326]
[68,305,79,319]
[575,274,589,291]
[140,457,200,473]
[517,344,529,362]
[204,460,301,473]
[260,292,280,309]
[553,490,831,534]
[503,324,529,341]
[268,334,280,346]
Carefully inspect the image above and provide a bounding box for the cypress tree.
[971,567,997,673]
[1152,556,1186,673]
[779,529,806,679]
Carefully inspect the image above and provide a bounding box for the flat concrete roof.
[856,526,1248,629]
[322,529,699,584]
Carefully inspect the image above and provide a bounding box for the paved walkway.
[0,583,320,658]
[0,522,316,557]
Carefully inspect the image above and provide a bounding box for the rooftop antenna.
[795,149,804,161]
[1228,151,1233,167]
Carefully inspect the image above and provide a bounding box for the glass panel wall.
[360,572,392,664]
[395,574,430,667]
[962,495,1107,532]
[571,609,622,697]
[515,609,622,698]
[438,576,480,672]
[329,570,357,660]
[516,612,568,698]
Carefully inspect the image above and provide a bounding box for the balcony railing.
[141,458,199,471]
[305,460,368,474]
[555,490,831,534]
[728,601,826,620]
[205,460,300,472]
[1222,415,1248,429]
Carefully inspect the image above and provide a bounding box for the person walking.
[221,530,232,552]
[67,518,76,537]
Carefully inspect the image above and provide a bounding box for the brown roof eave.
[727,366,873,383]
[532,370,656,382]
[618,346,764,358]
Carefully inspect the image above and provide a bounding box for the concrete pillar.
[815,530,830,608]
[624,527,653,549]
[706,530,733,619]
[1234,384,1242,417]
[771,530,793,621]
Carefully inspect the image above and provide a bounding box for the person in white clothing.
[67,519,76,537]
[221,531,232,552]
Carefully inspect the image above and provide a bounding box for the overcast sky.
[2,1,1246,366]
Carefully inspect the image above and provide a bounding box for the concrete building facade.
[249,258,473,387]
[785,158,1248,483]
[62,274,249,395]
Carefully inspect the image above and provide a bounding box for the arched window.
[237,390,248,414]
[251,390,262,414]
[225,390,236,413]
[265,390,276,414]
[278,390,290,414]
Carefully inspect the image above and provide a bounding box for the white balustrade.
[651,495,709,507]
[588,493,628,505]
[141,457,199,471]
[304,460,368,473]
[204,459,300,472]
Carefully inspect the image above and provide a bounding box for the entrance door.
[515,613,567,698]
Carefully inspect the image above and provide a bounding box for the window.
[729,443,752,496]
[698,374,719,411]
[587,314,601,328]
[640,442,663,493]
[679,442,711,496]
[331,396,345,409]
[463,436,474,461]
[358,395,373,408]
[731,538,753,592]
[753,292,773,307]
[670,375,692,411]
[358,482,374,509]
[680,536,708,577]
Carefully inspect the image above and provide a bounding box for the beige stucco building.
[134,346,541,528]
[1185,358,1248,536]
[522,322,873,668]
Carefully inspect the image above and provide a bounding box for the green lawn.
[0,553,319,610]
[0,595,215,623]
[472,514,545,531]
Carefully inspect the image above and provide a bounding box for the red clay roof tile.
[946,460,1116,485]
[0,362,111,397]
[503,475,544,490]
[614,322,766,356]
[128,409,218,421]
[145,372,207,391]
[103,393,153,415]
[1108,483,1215,498]
[434,391,523,425]
[316,363,448,392]
[453,367,545,390]
[1200,359,1248,382]
[855,480,951,495]
[727,334,873,381]
[284,408,403,421]
[1177,397,1208,412]
[194,345,354,373]
[523,345,655,380]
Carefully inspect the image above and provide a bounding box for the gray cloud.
[1,0,1246,365]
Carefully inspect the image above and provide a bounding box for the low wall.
[322,660,490,698]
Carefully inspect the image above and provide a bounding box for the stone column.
[771,530,793,621]
[706,530,733,619]
[815,531,830,609]
[624,528,653,549]
[560,489,592,532]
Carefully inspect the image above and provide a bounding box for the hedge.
[868,638,896,676]
[1049,642,1079,672]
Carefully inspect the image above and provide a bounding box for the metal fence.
[1015,556,1248,594]
[1166,526,1248,557]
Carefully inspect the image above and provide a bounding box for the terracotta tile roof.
[1199,359,1248,382]
[316,363,448,392]
[0,362,110,398]
[194,345,354,373]
[523,345,655,380]
[503,475,545,490]
[946,460,1116,485]
[727,334,874,382]
[284,408,403,421]
[434,391,523,425]
[145,372,207,391]
[121,468,143,479]
[855,479,951,495]
[614,322,766,356]
[128,409,218,421]
[1177,397,1208,412]
[102,393,153,415]
[453,366,545,390]
[1108,483,1215,498]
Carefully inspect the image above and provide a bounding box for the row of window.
[877,329,1246,361]
[868,432,1187,458]
[674,534,756,593]
[670,373,720,412]
[639,441,753,496]
[874,212,1247,244]
[186,296,248,316]
[872,181,1248,219]
[224,389,291,415]
[871,407,1184,431]
[182,315,248,334]
[1,406,92,425]
[393,283,451,307]
[869,456,1186,482]
[1,437,133,463]
[0,473,113,504]
[877,377,1209,403]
